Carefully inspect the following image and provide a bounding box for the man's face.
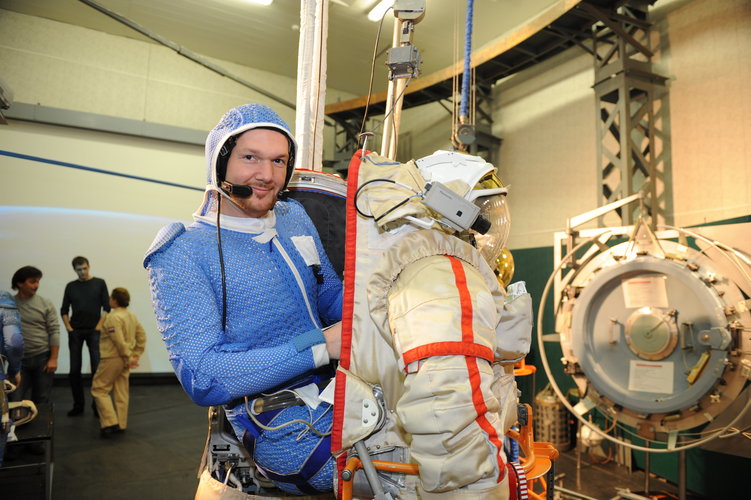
[222,128,289,218]
[74,263,90,281]
[17,277,40,298]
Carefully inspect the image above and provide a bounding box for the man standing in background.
[61,256,110,417]
[11,266,59,406]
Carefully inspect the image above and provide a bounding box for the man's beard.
[231,189,279,216]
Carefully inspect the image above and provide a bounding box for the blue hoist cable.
[460,0,474,121]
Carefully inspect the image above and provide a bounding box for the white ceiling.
[0,0,558,96]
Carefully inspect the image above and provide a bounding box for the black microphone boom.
[220,181,253,198]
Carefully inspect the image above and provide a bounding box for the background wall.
[491,0,751,250]
[0,120,202,374]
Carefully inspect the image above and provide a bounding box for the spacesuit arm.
[495,283,533,364]
[146,244,325,407]
[388,255,507,493]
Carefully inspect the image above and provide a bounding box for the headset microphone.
[220,181,253,198]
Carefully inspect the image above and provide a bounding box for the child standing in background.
[91,287,146,437]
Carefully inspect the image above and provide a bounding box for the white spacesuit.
[332,150,532,499]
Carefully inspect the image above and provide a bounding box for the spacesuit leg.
[397,355,506,493]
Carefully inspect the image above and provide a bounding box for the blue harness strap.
[236,373,335,494]
[243,428,332,495]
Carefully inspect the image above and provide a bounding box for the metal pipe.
[554,485,600,500]
[380,18,402,159]
[386,77,407,157]
[354,440,390,499]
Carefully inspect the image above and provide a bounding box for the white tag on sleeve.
[291,235,321,266]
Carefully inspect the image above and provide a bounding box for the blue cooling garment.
[144,199,342,406]
[144,200,342,493]
[144,103,343,493]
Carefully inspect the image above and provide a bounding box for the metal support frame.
[327,116,364,174]
[465,81,502,166]
[585,1,670,228]
[328,82,501,175]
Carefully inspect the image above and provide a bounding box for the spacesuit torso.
[333,152,532,499]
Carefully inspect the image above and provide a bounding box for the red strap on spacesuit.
[448,255,506,482]
[402,342,494,367]
[333,150,368,498]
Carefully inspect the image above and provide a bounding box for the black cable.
[216,193,228,331]
[374,196,413,223]
[359,7,392,137]
[354,178,397,218]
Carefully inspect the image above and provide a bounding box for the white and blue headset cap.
[196,104,297,217]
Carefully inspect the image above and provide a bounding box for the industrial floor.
[1,380,702,500]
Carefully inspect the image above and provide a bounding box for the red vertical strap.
[333,150,367,498]
[340,151,366,372]
[447,256,506,482]
[506,462,529,500]
[506,463,518,500]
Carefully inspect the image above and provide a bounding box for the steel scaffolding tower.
[583,1,671,227]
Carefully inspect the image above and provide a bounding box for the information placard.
[628,360,674,394]
[622,276,669,309]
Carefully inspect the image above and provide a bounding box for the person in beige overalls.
[91,287,146,437]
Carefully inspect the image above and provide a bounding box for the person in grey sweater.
[11,266,60,406]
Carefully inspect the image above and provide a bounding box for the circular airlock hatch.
[569,255,730,416]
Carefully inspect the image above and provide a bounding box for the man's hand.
[129,354,141,369]
[13,373,21,389]
[323,322,342,360]
[62,315,73,333]
[44,357,58,374]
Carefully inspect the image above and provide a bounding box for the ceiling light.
[244,0,273,6]
[367,0,394,22]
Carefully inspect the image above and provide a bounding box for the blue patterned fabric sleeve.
[0,292,23,379]
[146,243,324,407]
